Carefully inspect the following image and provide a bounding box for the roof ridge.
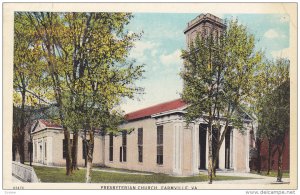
[126,98,183,115]
[125,98,186,121]
[39,119,62,128]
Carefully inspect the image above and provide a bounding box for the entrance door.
[199,124,207,169]
[225,127,232,169]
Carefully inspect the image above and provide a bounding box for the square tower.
[184,13,226,47]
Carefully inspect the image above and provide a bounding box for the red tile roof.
[39,119,62,128]
[125,99,186,121]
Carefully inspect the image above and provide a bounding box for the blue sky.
[120,13,290,113]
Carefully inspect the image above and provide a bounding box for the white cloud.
[129,40,159,59]
[264,29,280,39]
[271,47,290,59]
[160,49,182,67]
[279,16,289,23]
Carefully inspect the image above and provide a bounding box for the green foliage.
[255,58,290,142]
[14,12,144,134]
[181,19,264,181]
[14,13,51,108]
[181,19,262,128]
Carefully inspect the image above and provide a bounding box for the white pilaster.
[32,139,36,162]
[179,123,183,174]
[41,138,44,164]
[219,126,225,170]
[47,137,53,165]
[192,124,199,174]
[230,129,234,169]
[173,123,182,175]
[245,126,250,172]
[172,124,177,173]
[233,128,237,171]
[205,127,209,169]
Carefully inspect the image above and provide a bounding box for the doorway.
[225,127,232,169]
[199,124,207,169]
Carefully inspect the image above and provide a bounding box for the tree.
[17,12,143,178]
[181,19,263,183]
[255,58,289,181]
[252,59,278,174]
[58,13,144,181]
[13,13,48,164]
[273,80,289,182]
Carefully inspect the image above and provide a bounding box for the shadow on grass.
[250,171,289,178]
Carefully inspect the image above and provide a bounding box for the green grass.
[33,166,255,183]
[251,171,289,178]
[95,166,154,174]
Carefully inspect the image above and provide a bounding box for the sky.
[120,13,290,113]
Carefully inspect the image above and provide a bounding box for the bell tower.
[184,13,226,47]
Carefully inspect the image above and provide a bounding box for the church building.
[31,14,253,176]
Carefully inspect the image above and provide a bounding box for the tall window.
[63,139,73,159]
[44,142,47,159]
[122,130,127,162]
[82,140,87,159]
[157,125,163,165]
[109,133,113,161]
[138,128,143,162]
[119,147,122,162]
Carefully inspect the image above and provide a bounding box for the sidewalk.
[198,172,290,184]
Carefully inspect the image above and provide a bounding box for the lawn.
[251,170,289,178]
[33,166,254,183]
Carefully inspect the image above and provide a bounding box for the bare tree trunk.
[212,126,221,177]
[212,149,220,177]
[64,129,72,176]
[71,131,79,172]
[18,89,26,164]
[256,139,262,174]
[267,139,272,175]
[29,142,32,166]
[276,142,285,182]
[85,130,94,183]
[207,122,213,184]
[12,143,16,161]
[84,130,87,167]
[18,133,25,164]
[29,130,33,166]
